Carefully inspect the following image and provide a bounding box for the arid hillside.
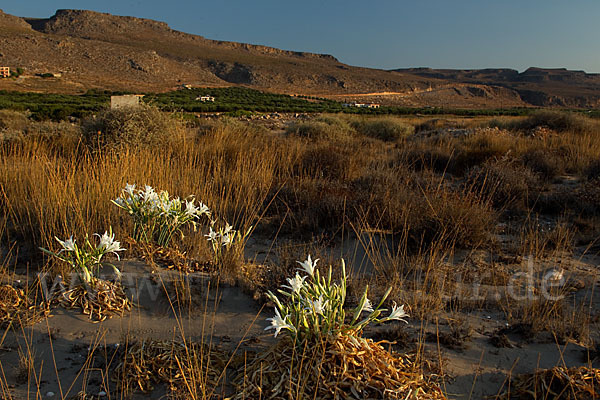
[0,9,598,108]
[396,67,600,108]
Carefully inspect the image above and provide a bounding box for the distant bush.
[466,160,541,209]
[0,110,30,133]
[300,144,350,180]
[82,104,178,150]
[493,110,594,134]
[351,117,413,141]
[585,159,600,180]
[414,118,464,132]
[521,148,564,180]
[286,115,354,141]
[403,143,454,173]
[451,133,512,175]
[352,170,497,248]
[9,67,24,78]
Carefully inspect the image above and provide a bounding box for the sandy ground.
[0,261,272,399]
[0,239,598,399]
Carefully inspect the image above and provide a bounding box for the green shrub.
[351,118,413,141]
[82,104,177,150]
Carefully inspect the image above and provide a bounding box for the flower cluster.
[205,221,251,267]
[113,184,210,246]
[265,256,408,342]
[41,228,125,287]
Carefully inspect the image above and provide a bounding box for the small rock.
[98,391,107,397]
[46,392,55,398]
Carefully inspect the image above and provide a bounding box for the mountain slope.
[0,9,597,108]
[395,67,600,108]
[0,9,440,95]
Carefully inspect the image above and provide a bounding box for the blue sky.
[4,1,600,72]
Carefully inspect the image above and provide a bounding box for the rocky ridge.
[0,9,597,108]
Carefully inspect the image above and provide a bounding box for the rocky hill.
[396,67,600,108]
[0,9,598,108]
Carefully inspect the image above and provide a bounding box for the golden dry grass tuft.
[234,335,445,399]
[114,338,228,398]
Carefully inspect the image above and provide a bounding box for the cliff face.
[0,9,597,108]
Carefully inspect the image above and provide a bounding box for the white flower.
[297,255,319,276]
[387,302,409,323]
[220,233,233,247]
[184,199,199,218]
[124,183,136,196]
[143,185,155,196]
[283,273,306,294]
[55,236,76,253]
[142,186,159,204]
[156,193,172,213]
[205,227,218,242]
[265,308,294,338]
[95,231,125,259]
[197,202,210,217]
[306,295,328,315]
[545,268,564,282]
[361,298,374,313]
[223,223,233,235]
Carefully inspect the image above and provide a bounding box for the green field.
[1,87,594,121]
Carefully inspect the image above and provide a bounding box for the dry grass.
[0,121,277,263]
[234,335,445,399]
[0,109,599,398]
[51,279,131,322]
[498,366,600,399]
[114,338,228,398]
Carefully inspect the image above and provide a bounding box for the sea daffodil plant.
[113,184,210,246]
[265,256,408,343]
[40,228,125,288]
[205,221,251,267]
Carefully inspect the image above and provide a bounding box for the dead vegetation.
[234,335,446,399]
[499,366,600,399]
[0,284,48,327]
[51,279,131,322]
[113,339,227,398]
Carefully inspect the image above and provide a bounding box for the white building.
[196,95,215,102]
[110,95,144,109]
